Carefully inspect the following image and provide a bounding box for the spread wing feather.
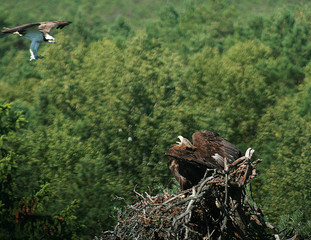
[38,21,72,33]
[1,21,72,37]
[192,131,242,166]
[1,23,40,35]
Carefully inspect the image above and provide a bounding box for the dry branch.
[103,148,277,240]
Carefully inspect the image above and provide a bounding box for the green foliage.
[146,0,238,58]
[241,7,311,87]
[2,0,311,238]
[252,63,311,234]
[0,103,82,239]
[278,210,311,239]
[182,40,276,145]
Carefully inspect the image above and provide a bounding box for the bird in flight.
[1,21,72,61]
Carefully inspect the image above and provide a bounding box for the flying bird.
[1,21,72,61]
[165,131,242,191]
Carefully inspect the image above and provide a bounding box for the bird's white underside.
[18,27,55,61]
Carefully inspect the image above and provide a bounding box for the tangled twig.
[103,148,277,240]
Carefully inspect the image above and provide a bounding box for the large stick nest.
[103,148,277,240]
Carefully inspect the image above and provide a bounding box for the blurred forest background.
[1,0,311,238]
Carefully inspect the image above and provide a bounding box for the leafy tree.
[0,103,83,239]
[181,40,276,146]
[252,63,311,236]
[6,32,193,234]
[146,0,238,59]
[2,0,311,237]
[244,8,311,87]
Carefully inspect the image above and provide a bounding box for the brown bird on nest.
[165,131,242,190]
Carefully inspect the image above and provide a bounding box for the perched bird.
[165,131,242,190]
[1,21,72,61]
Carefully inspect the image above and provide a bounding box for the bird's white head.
[176,136,184,145]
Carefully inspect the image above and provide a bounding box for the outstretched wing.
[1,21,72,37]
[1,23,41,37]
[38,21,72,34]
[192,131,242,167]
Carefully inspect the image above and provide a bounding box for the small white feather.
[212,153,224,166]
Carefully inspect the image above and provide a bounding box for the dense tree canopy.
[1,0,311,238]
